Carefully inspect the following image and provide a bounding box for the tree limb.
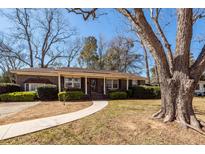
[150,8,174,75]
[174,9,193,74]
[117,8,171,78]
[190,45,205,80]
[66,8,98,20]
[193,9,205,24]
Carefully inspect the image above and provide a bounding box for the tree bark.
[141,40,151,84]
[118,8,203,130]
[154,60,160,85]
[153,72,201,129]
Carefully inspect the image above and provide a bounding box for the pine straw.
[1,98,205,144]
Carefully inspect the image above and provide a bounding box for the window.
[24,83,29,91]
[113,80,119,89]
[64,78,81,89]
[106,79,119,90]
[64,78,73,88]
[73,78,81,89]
[132,80,138,86]
[106,80,112,89]
[24,83,46,91]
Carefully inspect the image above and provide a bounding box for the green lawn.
[1,98,205,144]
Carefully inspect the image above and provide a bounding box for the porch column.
[58,74,61,92]
[126,77,129,90]
[85,76,88,95]
[103,77,106,95]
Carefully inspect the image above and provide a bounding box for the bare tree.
[128,25,151,84]
[68,8,205,132]
[2,9,77,68]
[0,39,25,71]
[64,38,82,67]
[34,9,77,68]
[118,8,205,131]
[139,39,151,84]
[97,35,107,70]
[0,39,24,82]
[10,9,35,67]
[105,35,142,73]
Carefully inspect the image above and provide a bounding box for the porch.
[58,74,132,97]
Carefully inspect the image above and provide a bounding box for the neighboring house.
[10,67,147,98]
[195,80,205,96]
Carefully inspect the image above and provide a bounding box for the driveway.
[0,100,108,140]
[0,102,40,118]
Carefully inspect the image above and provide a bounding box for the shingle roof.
[11,67,147,80]
[57,67,113,74]
[24,78,53,84]
[12,67,56,73]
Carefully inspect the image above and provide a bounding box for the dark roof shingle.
[11,67,147,80]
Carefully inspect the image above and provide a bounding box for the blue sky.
[1,9,205,76]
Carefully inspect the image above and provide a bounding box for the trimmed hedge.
[126,89,133,98]
[37,84,58,101]
[109,91,127,100]
[66,87,82,91]
[0,83,21,94]
[58,91,85,101]
[131,85,161,99]
[0,91,37,102]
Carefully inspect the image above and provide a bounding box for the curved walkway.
[0,100,108,140]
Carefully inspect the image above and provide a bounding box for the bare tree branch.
[15,8,34,67]
[193,9,205,24]
[190,45,205,80]
[66,8,98,20]
[3,9,78,68]
[36,9,77,68]
[117,8,171,78]
[150,8,174,75]
[0,40,31,67]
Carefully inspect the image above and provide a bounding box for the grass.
[1,98,205,144]
[0,101,92,125]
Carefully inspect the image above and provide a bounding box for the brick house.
[10,67,147,98]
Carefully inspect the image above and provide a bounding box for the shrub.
[131,85,161,99]
[126,89,133,98]
[58,91,85,101]
[0,91,37,102]
[65,87,82,91]
[109,91,127,100]
[0,83,21,94]
[37,84,58,101]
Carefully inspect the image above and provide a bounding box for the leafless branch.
[117,8,171,78]
[150,8,174,75]
[193,9,205,24]
[66,8,98,20]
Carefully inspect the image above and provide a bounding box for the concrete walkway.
[0,101,108,140]
[0,102,40,118]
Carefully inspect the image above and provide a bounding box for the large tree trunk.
[117,8,205,131]
[153,72,201,129]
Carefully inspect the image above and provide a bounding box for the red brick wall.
[119,79,127,90]
[16,75,58,90]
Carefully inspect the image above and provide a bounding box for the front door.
[90,79,97,92]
